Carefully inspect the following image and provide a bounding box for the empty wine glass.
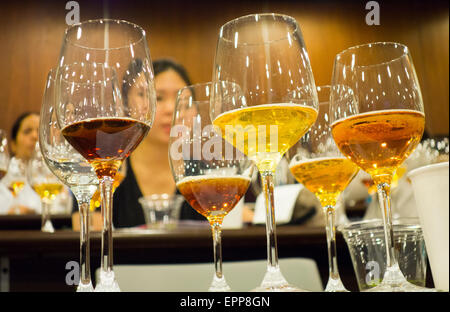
[40,68,99,291]
[55,19,156,291]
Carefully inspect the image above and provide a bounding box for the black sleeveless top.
[112,159,205,228]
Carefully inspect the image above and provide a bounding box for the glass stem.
[376,182,401,275]
[324,206,340,280]
[211,222,223,280]
[76,198,91,286]
[41,199,54,233]
[100,176,114,275]
[261,171,279,270]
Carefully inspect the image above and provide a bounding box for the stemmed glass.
[28,142,65,233]
[55,19,156,291]
[330,42,435,292]
[169,82,254,291]
[287,86,359,292]
[210,13,318,291]
[40,69,99,291]
[2,157,28,214]
[0,130,9,181]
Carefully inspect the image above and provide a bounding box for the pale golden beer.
[213,103,318,172]
[290,157,358,207]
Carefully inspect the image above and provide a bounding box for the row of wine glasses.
[39,13,434,292]
[208,15,433,292]
[0,130,65,231]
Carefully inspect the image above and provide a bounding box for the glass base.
[94,270,121,292]
[251,266,308,292]
[365,281,436,292]
[41,220,54,233]
[365,265,436,292]
[208,275,231,292]
[324,277,349,292]
[76,281,94,292]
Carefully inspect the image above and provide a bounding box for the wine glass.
[0,129,9,181]
[210,13,318,291]
[54,19,156,292]
[40,68,99,291]
[2,156,28,214]
[330,42,435,292]
[287,86,359,292]
[28,142,65,233]
[169,82,254,291]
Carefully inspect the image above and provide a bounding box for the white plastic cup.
[408,162,449,291]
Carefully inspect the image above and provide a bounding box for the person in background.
[112,58,205,228]
[0,112,41,214]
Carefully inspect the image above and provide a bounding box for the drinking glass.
[169,82,254,291]
[55,19,156,291]
[0,130,9,181]
[210,13,318,291]
[339,218,428,291]
[28,143,64,233]
[330,42,434,291]
[2,157,28,214]
[288,86,359,292]
[40,69,99,291]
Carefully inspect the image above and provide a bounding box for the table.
[0,223,434,292]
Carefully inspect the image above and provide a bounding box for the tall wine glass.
[40,69,99,291]
[55,19,156,292]
[28,142,64,233]
[0,129,9,181]
[210,13,318,291]
[169,82,254,291]
[330,42,434,292]
[288,86,359,292]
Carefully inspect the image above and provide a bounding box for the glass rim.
[316,85,331,91]
[335,41,410,69]
[63,18,147,51]
[316,85,331,104]
[176,80,242,99]
[218,13,299,45]
[337,217,422,233]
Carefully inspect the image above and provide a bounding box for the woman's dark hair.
[122,58,192,106]
[11,112,38,142]
[153,58,192,86]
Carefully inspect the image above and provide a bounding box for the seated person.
[0,112,41,215]
[113,58,205,228]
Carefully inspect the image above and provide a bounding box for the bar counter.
[0,220,434,292]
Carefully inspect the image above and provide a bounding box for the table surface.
[0,218,434,292]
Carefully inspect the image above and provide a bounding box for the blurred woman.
[113,58,204,227]
[0,112,41,214]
